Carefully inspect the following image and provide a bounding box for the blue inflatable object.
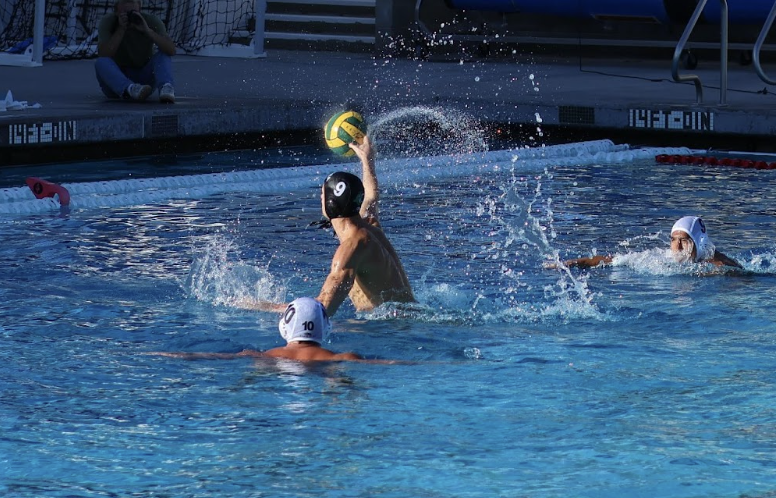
[445,0,776,25]
[445,0,671,22]
[6,35,58,54]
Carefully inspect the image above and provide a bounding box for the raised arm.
[348,136,379,225]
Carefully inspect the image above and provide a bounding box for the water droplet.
[464,347,482,359]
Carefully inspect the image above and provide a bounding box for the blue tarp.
[446,0,776,25]
[6,35,58,54]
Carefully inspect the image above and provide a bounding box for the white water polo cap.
[278,297,331,345]
[671,216,715,262]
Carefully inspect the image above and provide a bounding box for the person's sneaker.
[125,83,152,101]
[159,83,175,104]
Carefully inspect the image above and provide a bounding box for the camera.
[127,10,143,25]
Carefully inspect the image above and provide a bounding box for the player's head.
[278,297,331,345]
[670,216,714,263]
[322,172,364,220]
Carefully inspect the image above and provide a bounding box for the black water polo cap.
[323,172,364,220]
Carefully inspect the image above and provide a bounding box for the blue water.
[1,141,776,497]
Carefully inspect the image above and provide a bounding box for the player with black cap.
[237,135,415,316]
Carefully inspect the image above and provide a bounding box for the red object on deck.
[25,178,70,206]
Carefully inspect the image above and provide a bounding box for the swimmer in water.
[151,297,394,363]
[551,216,742,269]
[235,135,415,316]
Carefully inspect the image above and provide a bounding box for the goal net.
[0,0,262,61]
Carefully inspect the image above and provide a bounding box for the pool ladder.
[673,0,776,105]
[671,0,728,106]
[753,0,776,86]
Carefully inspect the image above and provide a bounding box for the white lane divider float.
[0,140,692,215]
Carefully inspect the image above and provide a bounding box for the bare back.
[316,136,414,314]
[317,214,414,314]
[348,221,414,310]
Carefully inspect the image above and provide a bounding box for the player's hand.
[348,135,374,162]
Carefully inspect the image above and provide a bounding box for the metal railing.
[753,0,776,85]
[671,0,728,106]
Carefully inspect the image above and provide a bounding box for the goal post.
[0,0,266,67]
[32,0,45,64]
[0,0,45,66]
[183,0,266,58]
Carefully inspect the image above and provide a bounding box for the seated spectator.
[95,0,176,103]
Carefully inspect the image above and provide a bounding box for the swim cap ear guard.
[671,216,715,262]
[308,218,333,230]
[323,172,365,220]
[278,297,331,345]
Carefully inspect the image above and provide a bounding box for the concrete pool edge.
[2,51,776,166]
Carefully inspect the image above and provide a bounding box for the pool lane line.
[0,141,692,214]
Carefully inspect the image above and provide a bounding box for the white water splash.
[476,169,609,322]
[368,106,488,159]
[745,249,776,273]
[186,235,287,307]
[610,247,772,276]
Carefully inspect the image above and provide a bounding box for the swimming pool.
[1,136,775,497]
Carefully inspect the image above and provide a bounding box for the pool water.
[1,140,775,497]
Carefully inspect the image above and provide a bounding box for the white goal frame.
[0,0,266,67]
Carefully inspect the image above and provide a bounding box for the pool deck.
[2,49,776,166]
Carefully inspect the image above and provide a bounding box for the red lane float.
[25,177,71,206]
[655,154,776,170]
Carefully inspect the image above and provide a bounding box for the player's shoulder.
[332,352,363,361]
[712,250,743,269]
